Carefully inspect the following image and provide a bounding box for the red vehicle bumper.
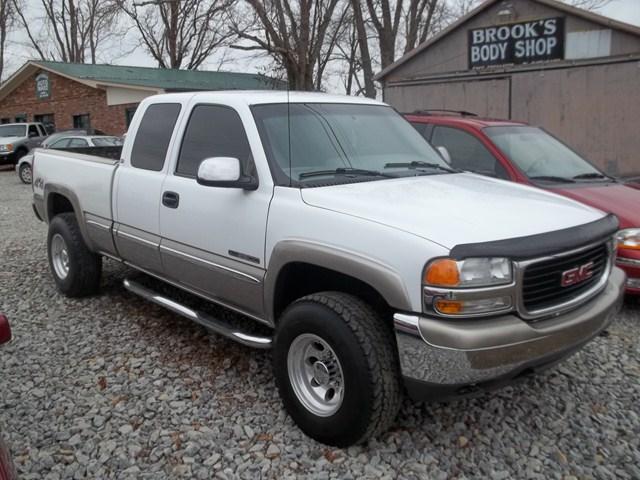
[616,250,640,295]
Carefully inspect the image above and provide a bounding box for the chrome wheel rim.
[287,333,344,417]
[20,165,32,184]
[51,234,70,280]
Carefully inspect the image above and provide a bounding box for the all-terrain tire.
[47,213,102,297]
[273,292,402,447]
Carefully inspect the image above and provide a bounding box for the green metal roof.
[33,61,286,91]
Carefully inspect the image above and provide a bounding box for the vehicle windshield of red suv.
[485,126,608,183]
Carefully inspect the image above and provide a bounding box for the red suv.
[406,111,640,295]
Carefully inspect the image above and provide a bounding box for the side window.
[28,125,39,137]
[410,122,429,140]
[431,126,509,179]
[176,105,253,178]
[130,103,181,171]
[50,138,71,148]
[69,138,89,147]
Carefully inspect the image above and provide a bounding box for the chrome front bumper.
[395,267,626,400]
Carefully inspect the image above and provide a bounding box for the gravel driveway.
[0,168,638,479]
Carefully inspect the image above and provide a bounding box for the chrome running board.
[123,279,272,349]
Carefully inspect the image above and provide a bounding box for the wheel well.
[272,262,392,321]
[47,193,75,220]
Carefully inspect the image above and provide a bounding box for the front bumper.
[0,151,15,164]
[395,267,625,401]
[616,251,640,294]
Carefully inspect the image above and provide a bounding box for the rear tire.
[18,163,32,184]
[47,213,102,297]
[273,292,402,447]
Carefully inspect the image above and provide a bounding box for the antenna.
[287,78,292,187]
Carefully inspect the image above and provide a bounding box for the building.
[375,0,640,175]
[0,61,285,136]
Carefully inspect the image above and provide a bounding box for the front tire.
[273,292,402,447]
[47,213,102,297]
[18,163,32,184]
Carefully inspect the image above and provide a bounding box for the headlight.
[616,228,640,251]
[0,144,12,152]
[424,257,512,287]
[423,257,514,316]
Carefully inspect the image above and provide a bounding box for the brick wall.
[0,69,137,135]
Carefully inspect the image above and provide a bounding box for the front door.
[159,104,271,319]
[113,102,182,275]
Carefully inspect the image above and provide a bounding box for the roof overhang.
[375,0,640,82]
[0,60,163,103]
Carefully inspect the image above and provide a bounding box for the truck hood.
[0,136,23,145]
[548,182,640,229]
[301,173,605,249]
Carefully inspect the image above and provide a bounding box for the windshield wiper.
[299,167,392,179]
[384,161,457,173]
[572,172,612,181]
[529,175,576,183]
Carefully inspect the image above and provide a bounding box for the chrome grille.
[521,242,609,313]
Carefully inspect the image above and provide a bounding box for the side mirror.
[196,157,258,190]
[436,146,452,164]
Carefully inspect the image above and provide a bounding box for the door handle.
[162,191,180,209]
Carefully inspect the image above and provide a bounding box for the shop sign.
[468,17,565,68]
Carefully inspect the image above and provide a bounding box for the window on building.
[14,114,27,123]
[34,114,55,134]
[125,106,138,128]
[1,118,10,124]
[130,103,181,171]
[430,126,510,179]
[73,114,91,131]
[176,105,253,178]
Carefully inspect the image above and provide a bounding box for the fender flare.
[264,239,412,324]
[43,184,95,250]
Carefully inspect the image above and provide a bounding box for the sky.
[3,0,640,93]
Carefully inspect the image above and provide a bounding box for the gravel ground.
[0,167,639,479]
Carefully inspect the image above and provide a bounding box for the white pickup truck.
[32,91,625,446]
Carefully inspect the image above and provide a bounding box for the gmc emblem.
[561,262,594,287]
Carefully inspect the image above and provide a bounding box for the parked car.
[32,92,624,446]
[0,313,17,480]
[16,135,124,184]
[406,111,640,294]
[0,123,47,166]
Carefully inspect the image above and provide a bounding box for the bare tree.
[12,0,122,63]
[565,0,612,9]
[118,0,235,69]
[0,0,16,80]
[232,0,343,91]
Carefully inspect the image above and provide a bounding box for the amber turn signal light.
[424,259,460,287]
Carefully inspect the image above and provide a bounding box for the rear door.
[113,102,182,275]
[158,102,272,319]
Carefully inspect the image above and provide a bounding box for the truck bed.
[33,148,118,223]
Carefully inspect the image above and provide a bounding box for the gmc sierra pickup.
[32,91,625,447]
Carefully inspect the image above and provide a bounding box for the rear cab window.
[130,103,182,171]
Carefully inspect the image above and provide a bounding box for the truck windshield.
[0,125,26,137]
[252,103,450,185]
[484,126,606,183]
